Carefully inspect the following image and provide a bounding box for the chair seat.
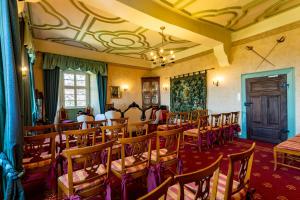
[157,124,177,130]
[183,128,208,136]
[143,148,177,162]
[288,137,300,143]
[111,156,148,174]
[276,140,300,151]
[167,173,247,200]
[23,152,52,169]
[58,164,106,193]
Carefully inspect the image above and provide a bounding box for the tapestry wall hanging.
[170,72,207,112]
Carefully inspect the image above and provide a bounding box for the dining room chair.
[188,110,200,129]
[198,109,208,116]
[178,112,189,130]
[111,117,129,133]
[183,115,210,151]
[157,112,178,131]
[210,114,222,146]
[221,113,232,143]
[22,132,57,189]
[86,120,107,143]
[128,120,150,137]
[111,133,153,200]
[64,128,98,150]
[57,140,114,199]
[151,128,183,178]
[137,177,173,200]
[24,124,56,136]
[230,111,241,141]
[166,155,222,200]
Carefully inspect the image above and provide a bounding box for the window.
[63,71,89,108]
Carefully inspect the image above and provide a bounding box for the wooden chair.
[24,124,55,136]
[230,111,240,141]
[111,134,153,199]
[151,128,183,176]
[157,112,178,131]
[57,141,114,199]
[137,177,173,200]
[56,122,83,152]
[188,110,200,128]
[101,124,127,158]
[183,115,210,151]
[221,113,232,143]
[210,114,222,146]
[86,120,107,143]
[167,155,222,200]
[64,128,97,150]
[111,117,129,133]
[128,120,149,137]
[221,143,256,200]
[59,106,73,123]
[199,109,208,116]
[178,112,189,130]
[22,132,57,187]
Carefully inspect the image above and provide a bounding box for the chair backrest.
[101,124,127,143]
[119,133,153,173]
[189,110,199,125]
[105,110,121,125]
[56,122,83,132]
[210,114,221,129]
[77,115,94,129]
[110,117,129,125]
[128,121,149,137]
[197,115,209,132]
[178,112,189,127]
[224,143,256,200]
[95,114,106,121]
[137,177,173,200]
[124,107,142,124]
[198,109,208,116]
[144,108,153,121]
[62,140,114,196]
[64,128,98,149]
[174,155,223,200]
[221,113,232,127]
[231,111,240,124]
[86,120,107,128]
[166,112,178,126]
[23,132,57,169]
[155,128,183,162]
[24,124,56,136]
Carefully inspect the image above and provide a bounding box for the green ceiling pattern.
[27,0,199,60]
[154,0,300,31]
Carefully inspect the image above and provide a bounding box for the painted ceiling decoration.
[27,0,199,60]
[153,0,300,31]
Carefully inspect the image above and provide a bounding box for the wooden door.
[246,75,288,143]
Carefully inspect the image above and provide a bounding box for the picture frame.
[110,86,121,99]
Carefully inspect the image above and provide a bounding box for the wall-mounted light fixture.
[21,66,28,77]
[212,76,224,87]
[162,84,168,91]
[122,84,129,92]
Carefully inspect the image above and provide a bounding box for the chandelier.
[149,26,175,67]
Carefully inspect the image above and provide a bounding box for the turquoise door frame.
[241,67,295,139]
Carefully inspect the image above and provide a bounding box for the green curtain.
[170,72,207,112]
[0,0,25,199]
[97,73,107,114]
[44,67,60,123]
[43,53,107,75]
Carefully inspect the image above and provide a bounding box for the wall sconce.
[212,76,223,87]
[122,84,129,92]
[21,66,28,77]
[162,84,168,91]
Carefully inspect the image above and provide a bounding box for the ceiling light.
[149,26,175,67]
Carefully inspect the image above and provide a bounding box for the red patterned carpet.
[25,139,300,200]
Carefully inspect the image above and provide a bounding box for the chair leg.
[274,149,278,171]
[57,185,63,200]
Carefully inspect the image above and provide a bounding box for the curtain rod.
[169,67,214,79]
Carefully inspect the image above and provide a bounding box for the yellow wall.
[107,63,150,110]
[149,26,300,133]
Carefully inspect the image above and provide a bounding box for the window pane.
[76,74,86,86]
[77,89,86,95]
[77,101,86,107]
[64,73,74,86]
[65,100,75,107]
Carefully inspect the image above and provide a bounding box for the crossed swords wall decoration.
[246,36,285,70]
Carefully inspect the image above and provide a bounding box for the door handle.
[244,102,253,107]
